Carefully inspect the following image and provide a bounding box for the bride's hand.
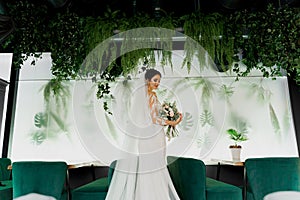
[165,113,183,126]
[175,113,183,125]
[171,113,182,126]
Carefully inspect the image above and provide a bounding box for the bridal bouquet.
[159,101,181,140]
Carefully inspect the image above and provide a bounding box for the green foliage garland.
[1,2,300,113]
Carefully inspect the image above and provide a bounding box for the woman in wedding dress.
[105,68,183,200]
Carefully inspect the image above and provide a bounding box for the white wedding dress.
[105,73,180,200]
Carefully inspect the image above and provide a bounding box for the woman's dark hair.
[145,69,161,80]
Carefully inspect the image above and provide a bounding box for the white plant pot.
[230,147,241,161]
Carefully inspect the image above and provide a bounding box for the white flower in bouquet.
[169,110,174,118]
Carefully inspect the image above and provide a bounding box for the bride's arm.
[164,113,182,126]
[149,93,165,125]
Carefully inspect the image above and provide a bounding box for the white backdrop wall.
[9,51,298,165]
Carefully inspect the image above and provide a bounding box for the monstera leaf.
[34,112,48,128]
[30,130,46,145]
[197,134,212,149]
[179,112,193,131]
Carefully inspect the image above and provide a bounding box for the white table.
[13,193,56,200]
[264,191,300,200]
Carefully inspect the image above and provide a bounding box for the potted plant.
[226,128,248,161]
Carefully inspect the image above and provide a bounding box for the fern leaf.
[218,84,234,102]
[269,103,281,135]
[199,110,214,127]
[105,113,118,140]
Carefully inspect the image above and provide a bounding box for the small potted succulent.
[226,128,248,161]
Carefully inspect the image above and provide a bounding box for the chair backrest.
[12,161,68,199]
[108,160,117,185]
[0,158,11,181]
[167,156,206,200]
[245,157,300,200]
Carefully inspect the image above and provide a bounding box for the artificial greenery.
[181,12,234,71]
[3,0,86,80]
[249,80,281,135]
[2,1,48,67]
[1,1,300,112]
[30,79,71,144]
[49,10,86,82]
[230,4,300,82]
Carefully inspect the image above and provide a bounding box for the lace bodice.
[148,92,166,126]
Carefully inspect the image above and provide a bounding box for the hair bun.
[145,68,161,80]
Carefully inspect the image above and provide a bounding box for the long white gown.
[105,80,180,200]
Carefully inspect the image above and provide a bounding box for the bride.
[105,68,183,200]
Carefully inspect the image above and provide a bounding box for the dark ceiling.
[0,0,299,45]
[2,0,300,17]
[43,0,300,16]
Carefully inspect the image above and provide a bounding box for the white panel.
[10,51,298,166]
[0,53,12,82]
[19,53,53,81]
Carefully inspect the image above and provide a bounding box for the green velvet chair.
[71,161,116,200]
[167,156,243,200]
[0,158,13,200]
[71,177,109,200]
[245,157,300,200]
[12,161,68,200]
[167,156,206,200]
[0,158,11,181]
[72,157,242,200]
[205,177,242,200]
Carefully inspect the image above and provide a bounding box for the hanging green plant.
[81,8,120,78]
[181,12,234,72]
[230,4,300,82]
[49,9,86,81]
[3,1,49,67]
[2,1,300,116]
